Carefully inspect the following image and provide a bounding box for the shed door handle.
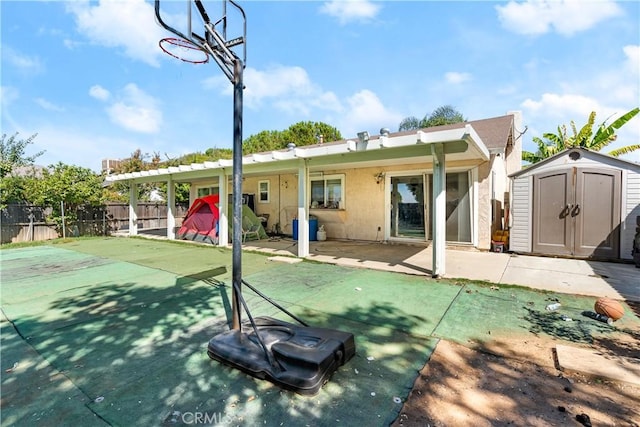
[571,204,580,217]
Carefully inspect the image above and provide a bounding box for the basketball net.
[159,37,209,64]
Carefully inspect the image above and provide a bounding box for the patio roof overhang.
[104,125,489,185]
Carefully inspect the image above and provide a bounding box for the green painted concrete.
[1,238,638,426]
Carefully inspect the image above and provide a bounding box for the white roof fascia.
[379,136,390,148]
[105,126,491,184]
[376,133,418,148]
[251,153,272,163]
[272,150,297,160]
[462,125,490,160]
[296,143,354,158]
[417,125,490,161]
[417,127,467,145]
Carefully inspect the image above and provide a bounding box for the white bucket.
[317,230,327,241]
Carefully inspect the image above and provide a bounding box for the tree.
[108,149,157,202]
[30,162,105,235]
[242,130,287,154]
[398,105,466,131]
[423,105,466,127]
[0,175,37,208]
[0,132,44,178]
[398,117,420,132]
[523,108,640,164]
[282,121,342,146]
[157,147,233,202]
[242,121,342,154]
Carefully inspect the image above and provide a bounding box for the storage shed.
[509,148,640,261]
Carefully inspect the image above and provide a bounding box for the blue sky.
[2,0,639,172]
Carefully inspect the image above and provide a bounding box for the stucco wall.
[314,167,387,241]
[476,160,493,250]
[194,159,495,248]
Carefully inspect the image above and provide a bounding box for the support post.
[167,177,176,239]
[297,160,309,257]
[218,171,229,247]
[129,183,138,236]
[431,143,446,277]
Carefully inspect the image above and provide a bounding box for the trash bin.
[293,218,318,241]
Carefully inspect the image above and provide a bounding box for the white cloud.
[106,84,162,134]
[623,45,639,75]
[89,85,111,101]
[65,0,167,67]
[522,93,601,118]
[35,98,65,112]
[0,86,20,107]
[63,38,83,50]
[204,64,400,138]
[338,89,402,138]
[205,65,343,114]
[1,45,43,72]
[0,86,21,131]
[496,0,622,36]
[445,72,472,84]
[319,0,381,25]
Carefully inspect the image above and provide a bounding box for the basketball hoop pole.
[231,57,243,330]
[154,0,247,331]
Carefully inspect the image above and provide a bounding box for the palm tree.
[523,107,639,164]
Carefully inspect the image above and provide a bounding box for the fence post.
[61,201,66,238]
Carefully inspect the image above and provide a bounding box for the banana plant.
[523,107,639,164]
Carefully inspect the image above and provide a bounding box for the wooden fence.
[1,202,188,244]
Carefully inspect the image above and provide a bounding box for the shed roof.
[510,147,640,178]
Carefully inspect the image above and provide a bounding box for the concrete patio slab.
[556,344,640,386]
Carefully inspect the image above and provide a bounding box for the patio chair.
[242,216,261,242]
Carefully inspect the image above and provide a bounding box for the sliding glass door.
[388,171,472,243]
[390,175,428,240]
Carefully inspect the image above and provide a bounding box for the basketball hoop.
[159,37,209,64]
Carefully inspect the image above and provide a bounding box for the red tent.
[177,194,219,244]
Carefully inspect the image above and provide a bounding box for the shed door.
[573,168,621,258]
[532,167,621,259]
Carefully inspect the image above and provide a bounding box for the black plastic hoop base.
[207,316,356,395]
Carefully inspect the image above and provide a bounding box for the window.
[258,180,270,203]
[197,186,219,198]
[310,174,345,209]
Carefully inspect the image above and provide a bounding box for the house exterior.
[105,112,523,276]
[509,147,640,261]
